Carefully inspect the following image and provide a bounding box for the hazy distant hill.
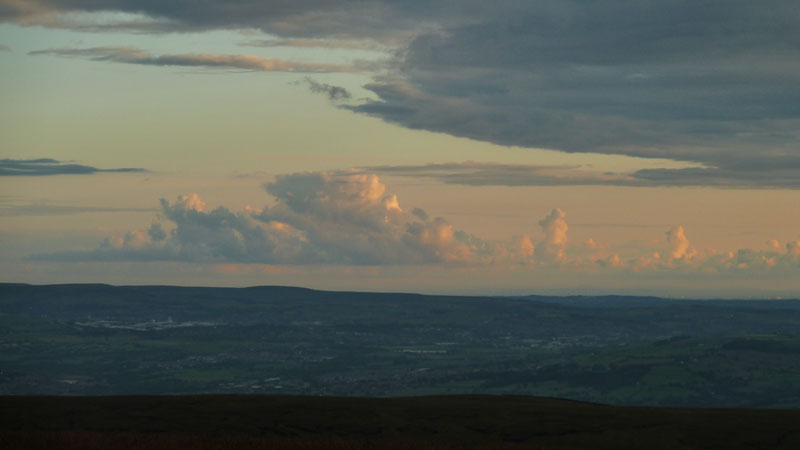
[2,283,799,407]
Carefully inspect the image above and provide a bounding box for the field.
[2,284,800,407]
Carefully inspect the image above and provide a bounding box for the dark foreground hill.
[2,395,799,450]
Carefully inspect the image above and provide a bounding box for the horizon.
[2,281,796,301]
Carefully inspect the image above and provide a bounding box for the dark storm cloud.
[0,158,146,176]
[7,1,800,187]
[354,1,800,185]
[346,0,800,180]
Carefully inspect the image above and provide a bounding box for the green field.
[2,283,800,407]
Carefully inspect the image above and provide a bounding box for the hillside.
[2,395,800,449]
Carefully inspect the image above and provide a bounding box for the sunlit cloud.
[666,225,695,262]
[37,171,497,265]
[537,208,568,263]
[29,170,800,278]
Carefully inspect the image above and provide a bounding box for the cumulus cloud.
[513,234,535,264]
[0,158,146,176]
[788,241,800,259]
[29,46,357,73]
[172,193,206,212]
[536,208,568,263]
[158,194,279,262]
[598,253,624,269]
[666,225,695,261]
[256,171,493,265]
[122,230,148,248]
[29,168,800,276]
[411,208,428,221]
[41,171,500,265]
[147,222,167,242]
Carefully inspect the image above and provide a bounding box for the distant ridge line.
[1,282,797,302]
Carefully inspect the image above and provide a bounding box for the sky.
[1,0,799,297]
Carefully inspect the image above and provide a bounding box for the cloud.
[155,194,279,262]
[697,244,800,274]
[350,2,800,186]
[0,0,436,40]
[788,241,800,259]
[240,39,383,51]
[665,225,696,261]
[30,168,800,276]
[360,162,633,186]
[630,167,800,189]
[256,171,494,265]
[172,193,206,212]
[40,171,498,265]
[29,46,357,73]
[0,158,146,176]
[361,162,800,189]
[513,234,535,264]
[147,222,166,241]
[411,208,428,221]
[8,2,800,184]
[299,77,352,101]
[536,208,568,263]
